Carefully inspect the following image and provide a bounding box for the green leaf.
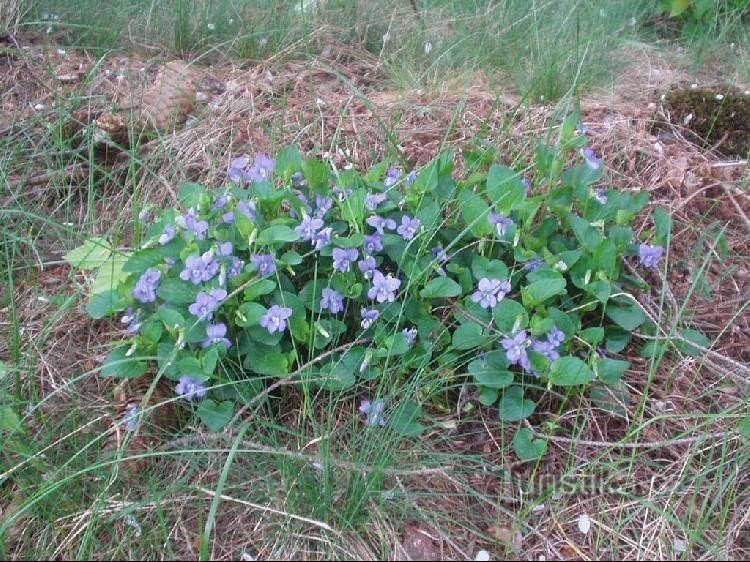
[157,278,200,304]
[605,326,631,353]
[236,302,267,327]
[674,328,710,357]
[256,225,300,245]
[279,250,303,266]
[64,238,112,269]
[499,386,536,421]
[521,278,566,307]
[332,234,365,249]
[492,299,528,332]
[388,401,426,437]
[101,347,148,378]
[596,357,630,385]
[420,277,462,299]
[0,405,23,434]
[478,387,499,406]
[90,253,130,294]
[739,417,750,439]
[569,215,603,253]
[123,242,182,273]
[590,384,630,418]
[252,352,289,376]
[486,165,525,212]
[157,306,185,328]
[197,399,234,432]
[579,327,604,347]
[459,189,492,237]
[313,360,356,391]
[669,0,691,17]
[86,290,124,319]
[512,428,548,461]
[243,278,276,301]
[653,207,672,246]
[605,299,646,331]
[452,322,484,350]
[549,357,595,386]
[179,182,206,208]
[471,255,509,281]
[469,359,514,389]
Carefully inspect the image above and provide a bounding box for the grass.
[1,1,749,560]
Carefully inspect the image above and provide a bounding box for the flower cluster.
[228,153,276,184]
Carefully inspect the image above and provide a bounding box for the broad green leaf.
[178,182,205,207]
[101,346,148,378]
[469,359,514,389]
[605,326,631,353]
[590,384,630,418]
[512,428,548,461]
[243,278,276,301]
[499,386,536,421]
[569,214,603,253]
[252,352,289,376]
[123,241,183,273]
[674,328,710,357]
[420,277,462,299]
[486,165,525,212]
[549,357,595,386]
[63,238,112,269]
[197,399,234,432]
[653,207,672,246]
[388,401,426,437]
[739,417,750,439]
[521,278,566,307]
[596,357,630,385]
[86,290,124,319]
[91,253,130,294]
[0,405,23,434]
[478,387,499,406]
[452,322,484,350]
[236,302,267,327]
[157,306,185,328]
[579,327,604,347]
[157,278,200,304]
[256,225,300,245]
[459,189,492,236]
[492,299,528,332]
[605,299,646,331]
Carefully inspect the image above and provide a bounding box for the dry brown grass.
[1,35,748,561]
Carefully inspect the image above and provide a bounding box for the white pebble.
[56,48,66,56]
[207,22,215,30]
[474,550,491,562]
[715,94,724,101]
[674,538,686,553]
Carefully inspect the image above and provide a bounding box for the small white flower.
[683,113,694,126]
[690,83,698,89]
[382,32,390,44]
[228,18,234,24]
[424,41,433,55]
[33,103,45,111]
[577,513,591,535]
[259,37,268,48]
[46,26,53,34]
[56,48,66,56]
[207,22,215,30]
[715,94,724,101]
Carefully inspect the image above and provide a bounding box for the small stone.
[577,513,591,535]
[474,550,491,561]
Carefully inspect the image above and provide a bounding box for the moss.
[659,86,750,158]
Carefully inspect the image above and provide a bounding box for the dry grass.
[1,34,748,561]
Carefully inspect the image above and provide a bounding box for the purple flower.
[594,187,608,204]
[237,200,257,222]
[158,225,176,245]
[432,246,448,262]
[133,268,161,303]
[385,166,402,187]
[222,212,235,224]
[320,288,345,314]
[396,215,420,241]
[406,170,418,185]
[332,186,354,200]
[368,270,401,303]
[403,327,418,347]
[251,254,276,277]
[358,256,377,280]
[363,233,383,255]
[522,177,531,194]
[582,147,601,170]
[332,247,358,273]
[228,156,249,183]
[365,192,388,211]
[244,153,276,183]
[260,305,293,334]
[202,322,232,348]
[524,257,545,272]
[488,213,515,236]
[547,326,565,347]
[180,253,219,285]
[217,242,233,257]
[121,308,143,334]
[360,308,380,329]
[213,195,229,211]
[502,331,531,371]
[313,227,333,250]
[314,196,333,218]
[532,339,560,362]
[123,404,140,432]
[366,215,397,235]
[639,244,664,268]
[175,376,207,401]
[188,288,226,319]
[470,278,511,309]
[359,399,387,426]
[292,171,305,186]
[181,209,209,240]
[228,257,244,278]
[295,216,324,241]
